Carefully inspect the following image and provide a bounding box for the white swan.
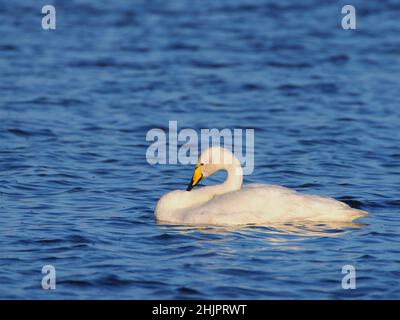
[155,146,368,226]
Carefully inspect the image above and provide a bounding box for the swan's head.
[186,146,239,191]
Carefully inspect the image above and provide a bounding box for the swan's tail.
[348,208,368,220]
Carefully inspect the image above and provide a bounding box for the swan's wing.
[182,185,296,224]
[182,184,366,225]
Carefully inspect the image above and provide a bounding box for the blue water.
[1,0,400,299]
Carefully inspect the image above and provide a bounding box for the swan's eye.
[200,163,204,166]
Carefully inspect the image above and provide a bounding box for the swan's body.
[155,147,367,226]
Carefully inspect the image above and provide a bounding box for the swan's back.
[180,184,367,225]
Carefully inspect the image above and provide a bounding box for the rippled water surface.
[1,0,400,299]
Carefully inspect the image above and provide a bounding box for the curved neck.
[221,164,243,192]
[203,163,243,196]
[176,162,243,213]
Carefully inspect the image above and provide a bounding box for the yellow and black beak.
[186,165,203,191]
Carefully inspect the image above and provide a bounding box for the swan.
[155,146,368,226]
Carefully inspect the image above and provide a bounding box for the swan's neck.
[222,164,243,192]
[205,163,243,196]
[156,162,244,222]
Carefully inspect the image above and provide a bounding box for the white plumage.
[155,147,367,226]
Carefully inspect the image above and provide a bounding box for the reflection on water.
[158,221,366,238]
